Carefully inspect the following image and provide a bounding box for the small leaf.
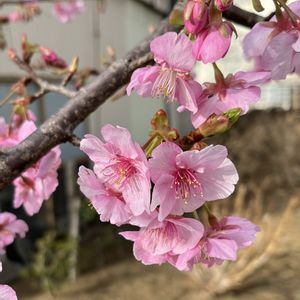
[252,0,264,12]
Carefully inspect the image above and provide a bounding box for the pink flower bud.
[39,46,67,69]
[184,0,208,34]
[215,0,233,12]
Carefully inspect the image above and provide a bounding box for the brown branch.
[133,0,173,16]
[8,52,76,99]
[68,135,81,147]
[0,20,175,191]
[0,0,50,6]
[222,5,264,27]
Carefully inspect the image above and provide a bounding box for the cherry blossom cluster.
[0,111,61,216]
[244,1,300,80]
[0,0,85,25]
[78,0,300,271]
[78,124,260,270]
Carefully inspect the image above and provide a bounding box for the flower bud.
[197,108,241,137]
[39,46,67,69]
[198,114,230,137]
[21,34,37,63]
[184,0,208,34]
[215,0,233,12]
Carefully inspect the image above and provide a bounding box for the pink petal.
[149,142,182,182]
[206,238,238,260]
[218,86,261,114]
[171,247,200,271]
[150,32,195,71]
[5,220,28,238]
[292,35,300,52]
[101,124,139,159]
[119,231,139,241]
[122,174,151,216]
[151,175,176,221]
[220,216,260,248]
[77,166,104,198]
[0,285,17,300]
[197,158,238,201]
[17,121,36,142]
[191,95,220,128]
[243,22,276,58]
[126,66,160,96]
[129,211,158,227]
[196,25,232,63]
[80,134,111,163]
[168,217,204,254]
[262,32,295,79]
[176,145,228,171]
[175,78,201,113]
[38,147,61,178]
[234,71,271,86]
[92,195,131,226]
[133,242,168,265]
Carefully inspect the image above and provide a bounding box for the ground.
[15,208,300,300]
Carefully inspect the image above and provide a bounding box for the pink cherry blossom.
[243,1,300,79]
[149,142,238,221]
[13,146,61,216]
[191,71,270,128]
[0,117,36,149]
[120,216,204,267]
[80,124,151,216]
[78,166,132,226]
[0,212,28,253]
[193,21,234,63]
[0,262,18,300]
[171,216,260,271]
[184,0,209,35]
[0,285,17,300]
[39,46,67,69]
[127,32,202,113]
[52,0,85,23]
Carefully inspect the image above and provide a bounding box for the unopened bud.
[151,109,169,131]
[184,0,208,34]
[21,34,37,63]
[197,107,241,137]
[198,115,230,137]
[39,46,67,69]
[215,0,233,12]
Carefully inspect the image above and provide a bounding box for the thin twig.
[9,52,76,98]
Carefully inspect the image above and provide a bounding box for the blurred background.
[0,0,299,299]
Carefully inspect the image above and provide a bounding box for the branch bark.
[223,5,264,27]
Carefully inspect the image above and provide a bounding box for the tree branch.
[8,52,76,99]
[0,21,174,191]
[223,5,264,27]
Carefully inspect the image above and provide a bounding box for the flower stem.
[276,0,300,26]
